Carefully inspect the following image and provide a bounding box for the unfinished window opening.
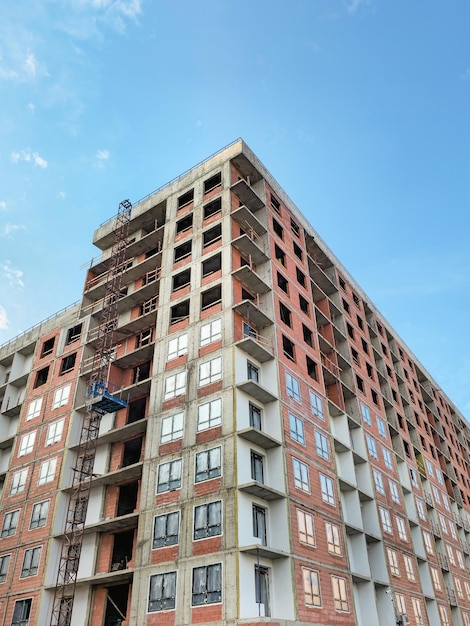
[117,481,138,516]
[339,276,346,291]
[204,172,222,195]
[145,246,159,259]
[352,292,360,306]
[132,360,151,384]
[143,270,157,286]
[202,253,221,277]
[279,302,292,327]
[290,218,300,237]
[371,390,379,407]
[173,269,191,291]
[203,223,222,248]
[377,322,384,336]
[274,244,285,266]
[240,255,251,268]
[392,389,398,402]
[296,267,306,287]
[177,189,194,210]
[351,348,359,365]
[343,299,350,314]
[174,240,192,263]
[272,218,283,239]
[293,242,303,260]
[270,193,281,213]
[170,300,190,325]
[203,197,222,220]
[356,315,364,330]
[136,328,153,348]
[60,353,76,375]
[41,338,55,358]
[277,272,289,294]
[366,363,374,380]
[282,335,295,361]
[105,585,129,626]
[361,338,368,354]
[306,357,318,380]
[66,324,82,345]
[201,285,222,310]
[303,324,313,347]
[381,343,388,356]
[122,438,143,467]
[110,529,134,571]
[241,287,255,302]
[127,397,146,424]
[299,295,309,316]
[176,214,193,235]
[34,366,49,388]
[356,375,365,394]
[346,323,354,339]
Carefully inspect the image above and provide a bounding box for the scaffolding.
[50,200,132,626]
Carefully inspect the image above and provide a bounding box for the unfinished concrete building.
[1,139,470,626]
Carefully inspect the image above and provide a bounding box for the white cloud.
[10,149,48,169]
[27,102,35,113]
[0,201,6,211]
[0,305,8,330]
[58,191,66,199]
[346,0,371,14]
[24,52,37,77]
[2,224,27,238]
[96,149,110,160]
[0,261,24,289]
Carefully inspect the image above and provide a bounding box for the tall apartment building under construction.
[1,139,470,626]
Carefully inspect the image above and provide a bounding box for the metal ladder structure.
[50,200,132,626]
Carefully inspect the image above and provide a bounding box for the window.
[306,356,318,380]
[38,458,57,485]
[389,480,400,504]
[197,398,222,431]
[200,318,222,346]
[270,193,280,213]
[203,223,222,248]
[310,391,324,418]
[416,498,426,520]
[203,197,221,219]
[379,507,392,534]
[387,548,400,576]
[26,397,42,420]
[432,485,441,505]
[396,516,407,541]
[166,334,188,362]
[282,335,295,360]
[430,566,442,591]
[0,554,10,583]
[290,217,300,237]
[52,385,71,410]
[366,435,378,459]
[446,544,456,566]
[194,501,222,539]
[382,447,393,470]
[204,172,221,194]
[156,459,182,493]
[161,412,184,443]
[172,268,191,291]
[45,420,64,447]
[66,324,82,344]
[436,468,444,485]
[247,361,259,382]
[279,302,292,327]
[21,546,41,577]
[286,372,300,401]
[41,337,55,357]
[11,599,32,626]
[411,597,424,626]
[178,188,194,209]
[426,459,434,478]
[274,244,285,266]
[373,470,385,494]
[361,404,372,426]
[249,402,262,429]
[148,571,177,612]
[302,324,313,347]
[297,509,315,546]
[195,447,221,482]
[277,271,288,293]
[34,366,49,388]
[140,295,157,315]
[299,294,309,315]
[395,593,406,615]
[423,531,434,554]
[10,469,27,495]
[356,375,364,393]
[293,458,310,492]
[1,510,19,537]
[164,372,186,400]
[201,285,222,310]
[320,474,335,505]
[377,417,386,438]
[315,431,329,460]
[331,576,349,612]
[192,563,222,605]
[303,568,321,607]
[439,606,450,626]
[19,431,36,456]
[174,240,192,262]
[176,213,193,234]
[202,253,221,277]
[456,577,464,598]
[289,413,305,444]
[251,451,264,483]
[30,501,49,529]
[60,353,76,375]
[199,356,222,386]
[325,522,342,555]
[404,554,415,581]
[253,505,267,545]
[152,511,180,548]
[293,241,303,260]
[457,550,465,570]
[272,218,283,239]
[296,267,306,287]
[342,299,350,314]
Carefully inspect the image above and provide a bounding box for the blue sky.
[0,0,469,417]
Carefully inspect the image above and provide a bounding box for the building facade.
[1,139,470,626]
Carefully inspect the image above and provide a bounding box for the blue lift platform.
[87,381,129,414]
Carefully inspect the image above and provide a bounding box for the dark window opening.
[282,335,295,361]
[178,189,194,209]
[176,214,193,234]
[41,337,55,357]
[122,438,142,467]
[352,293,360,306]
[174,240,192,263]
[290,218,300,237]
[351,348,359,365]
[392,389,398,402]
[105,584,129,626]
[201,285,222,310]
[170,300,190,324]
[277,272,289,294]
[241,287,255,301]
[397,414,405,430]
[249,403,262,429]
[347,323,354,339]
[132,360,151,384]
[303,324,313,347]
[127,397,147,424]
[203,223,222,248]
[339,276,346,291]
[240,255,250,268]
[136,328,153,348]
[361,338,369,354]
[66,324,82,345]
[251,451,264,482]
[272,218,283,239]
[299,295,309,316]
[274,244,285,266]
[203,197,222,219]
[366,363,374,380]
[204,172,222,194]
[270,193,281,213]
[356,375,365,394]
[293,242,303,260]
[117,482,138,516]
[371,390,379,406]
[279,302,292,327]
[34,366,49,388]
[140,296,157,316]
[173,269,191,291]
[356,315,364,330]
[111,529,134,571]
[306,356,318,380]
[343,299,350,314]
[381,343,388,356]
[296,267,306,287]
[60,353,76,375]
[145,246,159,259]
[12,599,32,626]
[403,440,410,456]
[247,362,259,382]
[202,254,221,277]
[377,322,384,336]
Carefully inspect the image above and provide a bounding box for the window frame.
[156,459,183,493]
[197,398,222,431]
[152,511,180,549]
[148,571,177,612]
[195,447,222,483]
[160,412,184,443]
[191,563,222,606]
[194,501,222,540]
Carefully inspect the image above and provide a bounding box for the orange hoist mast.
[50,200,132,626]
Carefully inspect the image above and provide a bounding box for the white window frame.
[27,397,42,420]
[20,546,42,578]
[200,318,222,346]
[315,431,329,460]
[297,509,315,546]
[376,417,386,438]
[416,498,426,520]
[164,371,186,400]
[148,571,177,612]
[325,521,342,555]
[387,547,400,576]
[455,576,464,598]
[289,413,305,444]
[38,458,57,485]
[161,412,184,443]
[194,501,222,540]
[457,550,465,570]
[167,333,188,361]
[293,458,310,492]
[379,507,393,534]
[30,500,49,529]
[1,510,19,537]
[46,420,64,446]
[361,404,372,426]
[309,390,324,418]
[411,597,424,626]
[382,446,393,469]
[446,544,456,566]
[286,372,300,401]
[396,516,407,541]
[197,398,222,431]
[10,469,28,495]
[430,566,442,591]
[320,473,335,506]
[152,511,180,548]
[389,480,400,504]
[331,575,349,612]
[403,554,415,581]
[199,356,222,387]
[52,384,71,410]
[373,470,385,494]
[195,447,222,483]
[302,567,321,607]
[0,554,10,583]
[18,431,36,456]
[156,459,182,493]
[423,531,434,555]
[366,434,378,459]
[439,605,450,626]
